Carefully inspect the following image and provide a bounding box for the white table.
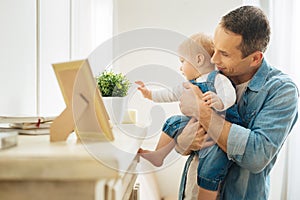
[0,124,147,200]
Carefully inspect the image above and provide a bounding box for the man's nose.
[211,52,219,64]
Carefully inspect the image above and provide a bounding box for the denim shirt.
[179,59,299,200]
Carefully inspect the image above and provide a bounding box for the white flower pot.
[102,96,127,124]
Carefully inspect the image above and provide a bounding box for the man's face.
[211,25,254,84]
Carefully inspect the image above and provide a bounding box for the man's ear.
[250,51,263,67]
[197,53,205,66]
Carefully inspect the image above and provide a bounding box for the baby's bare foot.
[138,148,164,167]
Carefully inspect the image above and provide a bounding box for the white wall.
[39,0,113,116]
[114,0,242,36]
[38,0,71,116]
[0,0,37,116]
[0,0,113,118]
[113,0,243,199]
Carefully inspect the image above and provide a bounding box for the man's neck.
[230,67,259,85]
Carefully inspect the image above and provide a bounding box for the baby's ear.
[197,53,205,65]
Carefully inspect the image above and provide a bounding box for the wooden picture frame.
[50,59,114,142]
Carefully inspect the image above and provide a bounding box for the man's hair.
[220,5,271,58]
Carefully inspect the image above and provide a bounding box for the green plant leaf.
[96,70,131,97]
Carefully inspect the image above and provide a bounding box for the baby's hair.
[178,32,215,73]
[189,33,214,57]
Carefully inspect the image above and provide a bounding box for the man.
[176,5,299,200]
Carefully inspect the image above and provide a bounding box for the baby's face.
[179,57,201,80]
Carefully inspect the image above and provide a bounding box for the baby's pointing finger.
[135,81,145,87]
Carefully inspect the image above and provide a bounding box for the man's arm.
[180,81,299,173]
[175,118,213,155]
[179,82,230,152]
[199,106,231,152]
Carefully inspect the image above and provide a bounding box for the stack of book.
[0,130,18,149]
[0,116,56,135]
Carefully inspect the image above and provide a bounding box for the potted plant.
[96,70,131,124]
[96,70,131,97]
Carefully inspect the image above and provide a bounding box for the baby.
[136,33,242,199]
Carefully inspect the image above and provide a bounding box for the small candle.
[122,109,137,124]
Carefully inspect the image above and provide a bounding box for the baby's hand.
[135,81,152,100]
[202,91,224,111]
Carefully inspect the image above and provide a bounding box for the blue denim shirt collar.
[248,58,269,92]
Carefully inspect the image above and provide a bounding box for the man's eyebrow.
[219,49,228,54]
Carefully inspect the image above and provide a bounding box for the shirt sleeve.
[214,74,236,111]
[152,83,184,102]
[227,80,298,173]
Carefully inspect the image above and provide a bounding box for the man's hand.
[175,118,215,155]
[179,82,204,119]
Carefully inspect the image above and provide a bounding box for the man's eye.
[222,52,229,57]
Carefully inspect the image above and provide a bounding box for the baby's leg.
[138,115,191,167]
[197,145,232,200]
[138,132,174,167]
[198,187,218,200]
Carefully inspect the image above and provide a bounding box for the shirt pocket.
[242,109,257,126]
[239,90,267,127]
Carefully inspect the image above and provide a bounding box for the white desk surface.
[0,124,147,181]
